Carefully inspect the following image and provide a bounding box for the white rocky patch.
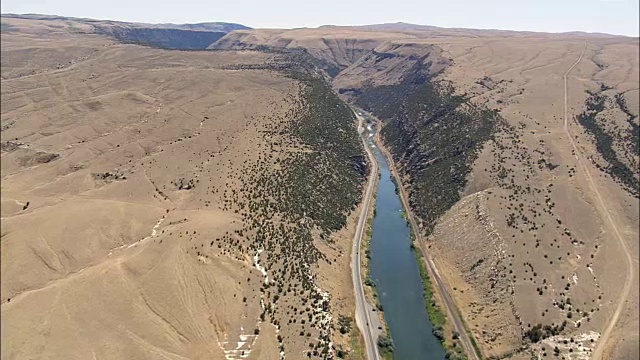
[532,331,600,360]
[253,250,269,283]
[108,213,167,255]
[218,328,259,360]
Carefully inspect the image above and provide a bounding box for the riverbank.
[364,129,397,360]
[370,115,481,360]
[356,117,393,359]
[357,114,446,359]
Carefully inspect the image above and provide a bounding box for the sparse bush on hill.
[576,90,639,197]
[523,322,566,343]
[353,63,499,234]
[205,54,366,359]
[337,315,353,335]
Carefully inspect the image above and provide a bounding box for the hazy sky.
[2,0,639,36]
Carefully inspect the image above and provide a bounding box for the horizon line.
[1,12,638,38]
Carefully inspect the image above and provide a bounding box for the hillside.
[1,14,250,49]
[1,16,365,360]
[209,28,411,76]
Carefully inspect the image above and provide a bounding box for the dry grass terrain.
[393,36,636,360]
[431,36,639,360]
[1,17,366,360]
[421,37,633,360]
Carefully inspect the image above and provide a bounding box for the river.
[365,121,447,360]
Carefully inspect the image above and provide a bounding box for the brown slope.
[1,17,365,360]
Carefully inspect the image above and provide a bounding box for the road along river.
[364,120,447,360]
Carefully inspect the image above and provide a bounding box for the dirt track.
[563,43,637,360]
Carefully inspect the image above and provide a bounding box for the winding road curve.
[351,113,382,360]
[563,43,636,360]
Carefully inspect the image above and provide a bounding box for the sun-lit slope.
[1,20,300,360]
[1,210,269,360]
[0,18,107,80]
[2,16,369,360]
[418,37,638,359]
[1,14,248,52]
[448,36,639,360]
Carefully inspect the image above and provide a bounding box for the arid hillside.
[214,26,639,360]
[209,28,414,76]
[1,13,249,50]
[1,16,367,360]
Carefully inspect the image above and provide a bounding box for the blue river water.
[365,125,447,360]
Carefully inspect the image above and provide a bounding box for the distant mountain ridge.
[96,27,228,50]
[153,22,250,32]
[1,13,251,33]
[1,13,251,49]
[319,21,632,38]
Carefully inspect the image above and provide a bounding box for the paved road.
[372,120,480,360]
[351,113,382,360]
[562,43,636,360]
